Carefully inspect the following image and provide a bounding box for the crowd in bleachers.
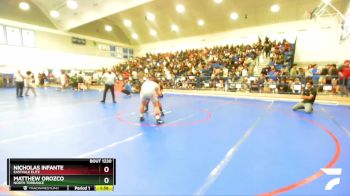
[3,36,349,95]
[100,36,348,95]
[106,37,298,92]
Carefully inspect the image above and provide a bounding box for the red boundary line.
[0,100,340,195]
[0,186,6,193]
[258,110,341,196]
[117,100,341,195]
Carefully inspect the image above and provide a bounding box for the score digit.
[104,166,109,173]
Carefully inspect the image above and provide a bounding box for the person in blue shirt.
[121,79,132,96]
[268,66,278,81]
[311,64,320,87]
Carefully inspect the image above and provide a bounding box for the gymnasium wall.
[137,17,350,65]
[0,18,132,71]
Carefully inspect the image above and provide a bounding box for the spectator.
[292,80,317,113]
[311,64,320,88]
[338,60,350,94]
[291,78,302,94]
[70,74,78,91]
[39,72,47,87]
[77,71,85,91]
[278,77,290,94]
[24,71,36,96]
[328,64,338,94]
[290,64,298,79]
[60,71,68,91]
[121,79,132,96]
[15,70,24,97]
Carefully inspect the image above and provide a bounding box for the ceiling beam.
[63,0,154,31]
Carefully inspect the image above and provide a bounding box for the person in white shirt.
[139,76,164,124]
[131,70,138,80]
[100,70,116,103]
[24,71,36,96]
[15,70,24,97]
[59,71,68,91]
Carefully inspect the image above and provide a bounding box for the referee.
[15,70,24,98]
[100,69,116,103]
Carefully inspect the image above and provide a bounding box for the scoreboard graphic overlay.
[7,158,116,191]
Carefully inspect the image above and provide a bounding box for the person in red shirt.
[123,71,130,80]
[338,60,350,95]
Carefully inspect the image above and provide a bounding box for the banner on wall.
[0,46,123,69]
[0,24,5,44]
[22,29,35,47]
[6,26,21,46]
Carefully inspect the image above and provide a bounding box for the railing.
[161,75,350,97]
[2,73,349,97]
[290,39,297,67]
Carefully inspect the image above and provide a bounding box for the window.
[128,49,134,59]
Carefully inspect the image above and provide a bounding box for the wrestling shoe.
[156,119,164,124]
